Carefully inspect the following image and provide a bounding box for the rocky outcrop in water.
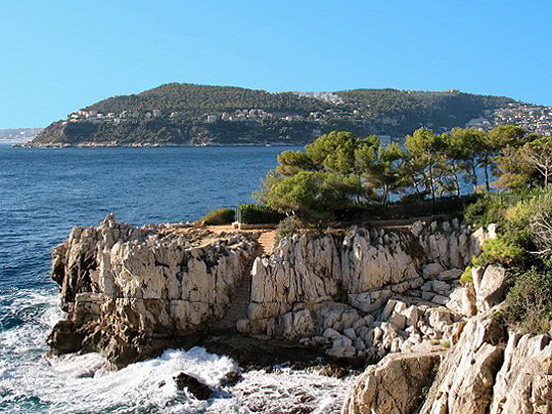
[48,214,258,367]
[47,215,498,368]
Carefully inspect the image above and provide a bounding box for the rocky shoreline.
[47,214,552,412]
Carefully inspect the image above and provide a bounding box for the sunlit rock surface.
[48,214,258,367]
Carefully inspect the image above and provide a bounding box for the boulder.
[437,268,463,281]
[473,265,508,312]
[446,285,476,317]
[419,308,507,414]
[343,351,444,414]
[489,334,552,413]
[173,372,213,400]
[423,263,445,279]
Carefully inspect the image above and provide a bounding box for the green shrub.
[503,199,534,249]
[503,268,552,333]
[200,208,235,225]
[275,216,303,244]
[237,203,285,224]
[472,236,525,267]
[464,195,507,228]
[460,266,473,284]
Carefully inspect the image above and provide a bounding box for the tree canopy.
[257,126,547,223]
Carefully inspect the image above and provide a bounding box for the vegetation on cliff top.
[250,125,552,334]
[255,125,542,224]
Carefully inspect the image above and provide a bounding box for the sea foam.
[0,289,353,413]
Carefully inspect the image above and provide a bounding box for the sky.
[1,1,551,128]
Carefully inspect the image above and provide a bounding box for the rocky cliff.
[239,220,494,361]
[344,305,552,414]
[343,263,552,414]
[48,214,258,367]
[48,216,494,367]
[48,215,552,411]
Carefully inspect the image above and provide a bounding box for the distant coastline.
[15,141,294,149]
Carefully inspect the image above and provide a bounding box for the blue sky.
[1,1,551,128]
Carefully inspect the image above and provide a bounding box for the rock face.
[241,221,494,361]
[343,350,444,414]
[419,306,552,414]
[48,214,258,367]
[345,306,552,414]
[48,216,495,368]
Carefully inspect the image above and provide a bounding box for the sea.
[0,144,352,414]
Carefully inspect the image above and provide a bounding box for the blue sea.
[0,144,351,413]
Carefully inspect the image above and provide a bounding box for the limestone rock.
[419,307,508,414]
[489,334,552,413]
[446,285,476,317]
[423,262,445,279]
[473,265,508,312]
[437,268,463,281]
[48,215,258,366]
[343,351,444,414]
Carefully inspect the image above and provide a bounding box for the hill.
[25,83,549,147]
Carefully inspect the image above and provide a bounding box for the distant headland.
[21,83,552,148]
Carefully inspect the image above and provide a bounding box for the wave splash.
[0,289,352,413]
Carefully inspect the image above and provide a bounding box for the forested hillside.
[27,83,532,147]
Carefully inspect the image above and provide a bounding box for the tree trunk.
[484,164,491,191]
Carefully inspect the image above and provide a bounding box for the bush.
[200,208,235,225]
[275,216,303,244]
[237,203,285,224]
[503,268,552,333]
[529,192,552,260]
[472,236,525,267]
[460,266,473,285]
[464,195,507,228]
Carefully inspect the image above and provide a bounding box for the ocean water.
[0,144,352,413]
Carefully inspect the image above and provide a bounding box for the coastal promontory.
[24,83,552,147]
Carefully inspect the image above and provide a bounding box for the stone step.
[257,230,276,255]
[208,263,253,334]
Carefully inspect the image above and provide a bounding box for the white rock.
[473,265,508,312]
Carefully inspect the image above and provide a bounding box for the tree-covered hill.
[87,83,333,117]
[26,83,534,147]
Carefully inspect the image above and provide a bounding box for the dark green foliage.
[464,195,507,228]
[502,268,552,333]
[200,208,235,225]
[89,83,331,116]
[260,171,359,223]
[335,89,514,131]
[237,203,285,224]
[472,236,525,267]
[275,216,304,244]
[336,195,478,224]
